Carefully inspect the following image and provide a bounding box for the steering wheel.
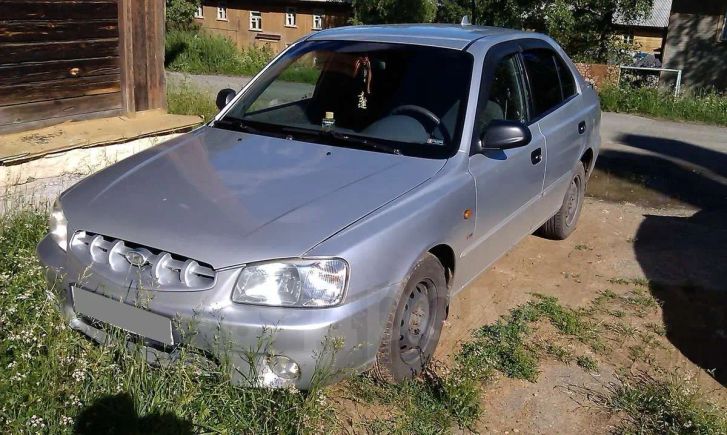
[389,105,441,133]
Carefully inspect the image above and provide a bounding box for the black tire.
[372,253,448,383]
[538,162,586,240]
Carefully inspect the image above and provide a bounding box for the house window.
[312,10,323,30]
[250,11,262,31]
[285,7,297,27]
[624,31,634,45]
[194,5,204,19]
[216,1,227,21]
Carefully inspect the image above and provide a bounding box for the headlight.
[49,200,68,251]
[232,259,348,307]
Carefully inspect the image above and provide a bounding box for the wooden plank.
[1,39,118,64]
[131,0,149,111]
[0,58,119,84]
[0,20,118,43]
[0,75,120,106]
[117,0,135,114]
[147,0,166,110]
[0,107,123,136]
[0,93,122,127]
[0,1,118,21]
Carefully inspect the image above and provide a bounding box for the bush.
[599,85,727,126]
[165,0,199,30]
[165,30,273,76]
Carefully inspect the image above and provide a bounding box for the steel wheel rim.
[565,176,581,227]
[399,279,435,365]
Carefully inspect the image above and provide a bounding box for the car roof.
[307,24,534,50]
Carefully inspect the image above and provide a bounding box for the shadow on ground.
[589,134,727,209]
[74,393,193,435]
[593,133,727,387]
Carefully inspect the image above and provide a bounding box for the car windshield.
[219,40,473,158]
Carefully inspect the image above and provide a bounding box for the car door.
[460,42,547,278]
[520,44,588,224]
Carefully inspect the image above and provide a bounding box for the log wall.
[0,0,166,134]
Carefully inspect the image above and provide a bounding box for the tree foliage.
[435,0,654,63]
[166,0,200,30]
[351,0,438,25]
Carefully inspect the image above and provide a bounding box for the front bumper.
[37,235,395,389]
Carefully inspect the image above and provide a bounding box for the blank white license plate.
[72,287,174,346]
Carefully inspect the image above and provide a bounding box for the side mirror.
[479,119,531,151]
[216,88,237,110]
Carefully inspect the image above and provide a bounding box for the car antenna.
[461,15,471,26]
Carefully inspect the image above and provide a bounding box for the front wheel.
[537,162,586,240]
[372,253,448,383]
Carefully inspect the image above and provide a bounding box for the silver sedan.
[38,24,601,389]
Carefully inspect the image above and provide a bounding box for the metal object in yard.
[619,65,683,96]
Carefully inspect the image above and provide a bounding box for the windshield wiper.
[213,117,260,134]
[276,126,401,155]
[327,130,401,155]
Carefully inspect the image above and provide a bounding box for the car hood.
[62,127,445,269]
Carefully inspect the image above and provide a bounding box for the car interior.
[237,43,474,147]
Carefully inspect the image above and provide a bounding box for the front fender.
[307,161,475,307]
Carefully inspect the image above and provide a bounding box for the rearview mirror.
[216,88,237,110]
[479,120,531,151]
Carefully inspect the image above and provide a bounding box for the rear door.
[520,44,589,223]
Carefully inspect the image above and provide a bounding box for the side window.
[554,54,576,99]
[522,49,562,117]
[474,54,527,139]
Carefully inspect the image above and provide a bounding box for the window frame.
[285,7,297,28]
[312,10,323,30]
[518,40,580,123]
[216,1,227,21]
[470,40,531,155]
[249,10,262,31]
[194,5,204,19]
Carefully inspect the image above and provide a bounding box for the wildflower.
[61,415,73,426]
[28,415,45,429]
[72,368,86,382]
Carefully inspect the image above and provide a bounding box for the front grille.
[71,231,216,290]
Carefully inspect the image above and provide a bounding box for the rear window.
[555,55,576,99]
[522,49,562,117]
[522,48,576,118]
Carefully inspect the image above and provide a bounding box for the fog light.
[267,355,300,380]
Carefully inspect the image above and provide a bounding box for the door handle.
[578,121,586,135]
[531,148,542,165]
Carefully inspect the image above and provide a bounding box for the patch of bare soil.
[334,197,726,433]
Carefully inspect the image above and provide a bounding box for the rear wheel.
[538,162,586,240]
[372,253,447,383]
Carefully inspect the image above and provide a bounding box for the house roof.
[615,0,673,28]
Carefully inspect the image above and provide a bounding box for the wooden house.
[0,0,167,134]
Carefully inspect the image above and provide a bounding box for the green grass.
[165,29,272,77]
[576,355,598,373]
[599,85,727,126]
[605,373,727,434]
[0,210,335,433]
[544,343,575,364]
[166,82,218,121]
